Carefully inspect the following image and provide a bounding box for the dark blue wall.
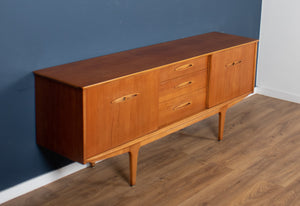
[0,0,262,191]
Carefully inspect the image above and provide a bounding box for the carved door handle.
[112,93,140,104]
[173,102,192,111]
[175,81,193,89]
[226,60,242,68]
[175,63,194,71]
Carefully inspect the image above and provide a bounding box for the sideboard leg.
[90,162,96,168]
[129,144,140,186]
[218,107,227,141]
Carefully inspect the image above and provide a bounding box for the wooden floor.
[3,94,300,206]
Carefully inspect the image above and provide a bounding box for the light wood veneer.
[34,32,258,186]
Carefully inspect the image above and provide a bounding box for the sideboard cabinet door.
[84,71,159,159]
[207,43,257,107]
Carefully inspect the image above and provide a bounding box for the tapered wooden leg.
[129,144,140,186]
[218,107,227,141]
[90,162,96,168]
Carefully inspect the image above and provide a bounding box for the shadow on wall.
[0,73,72,190]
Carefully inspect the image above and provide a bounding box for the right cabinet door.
[207,43,257,107]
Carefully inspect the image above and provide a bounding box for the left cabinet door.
[84,71,159,159]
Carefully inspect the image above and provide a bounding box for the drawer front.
[85,71,159,158]
[207,43,257,107]
[159,70,207,103]
[159,89,206,127]
[160,56,208,82]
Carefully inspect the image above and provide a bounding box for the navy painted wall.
[0,0,262,191]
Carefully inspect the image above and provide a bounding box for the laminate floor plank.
[3,94,300,206]
[265,176,300,206]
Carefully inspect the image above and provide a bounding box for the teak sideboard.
[34,32,258,186]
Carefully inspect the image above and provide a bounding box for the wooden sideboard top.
[34,32,258,88]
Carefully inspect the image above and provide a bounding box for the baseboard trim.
[255,87,300,104]
[0,162,88,204]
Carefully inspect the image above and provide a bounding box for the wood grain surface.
[5,94,300,206]
[84,71,159,159]
[159,56,208,82]
[159,70,207,103]
[207,43,257,107]
[35,76,84,163]
[33,32,257,88]
[159,88,206,127]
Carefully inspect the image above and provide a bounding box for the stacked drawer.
[158,56,208,127]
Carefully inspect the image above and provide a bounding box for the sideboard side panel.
[35,76,84,163]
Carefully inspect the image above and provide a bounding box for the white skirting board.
[0,163,88,204]
[255,87,300,104]
[1,87,299,204]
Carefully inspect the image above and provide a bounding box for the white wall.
[257,0,300,103]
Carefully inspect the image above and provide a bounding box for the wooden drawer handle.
[112,93,140,104]
[175,81,193,89]
[173,102,192,111]
[226,60,242,68]
[175,63,194,71]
